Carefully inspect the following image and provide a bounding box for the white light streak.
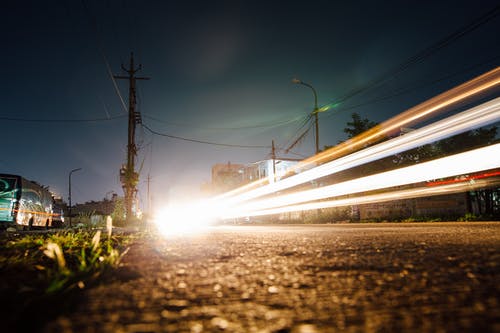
[241,178,500,217]
[223,143,500,218]
[217,66,500,201]
[153,69,500,233]
[220,97,500,207]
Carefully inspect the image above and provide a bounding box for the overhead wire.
[284,56,500,154]
[142,123,271,149]
[143,114,307,130]
[0,114,126,123]
[327,5,500,108]
[285,120,314,154]
[76,3,498,157]
[217,95,500,207]
[281,149,308,158]
[281,113,314,152]
[10,58,493,125]
[324,55,500,119]
[216,67,500,200]
[281,12,500,152]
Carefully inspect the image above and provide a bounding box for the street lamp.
[68,168,82,227]
[292,78,320,154]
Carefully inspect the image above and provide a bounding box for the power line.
[280,55,499,153]
[329,5,500,107]
[283,7,499,153]
[282,149,308,158]
[142,123,271,149]
[0,114,126,123]
[281,114,313,152]
[143,114,307,130]
[284,119,315,153]
[324,55,500,119]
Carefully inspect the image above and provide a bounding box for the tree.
[343,112,378,139]
[323,113,380,152]
[436,127,498,155]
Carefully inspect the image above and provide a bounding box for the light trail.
[222,143,500,218]
[303,66,500,166]
[154,68,500,235]
[216,97,500,208]
[234,176,500,218]
[426,170,500,187]
[217,66,500,200]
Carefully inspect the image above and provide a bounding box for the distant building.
[72,193,119,216]
[210,159,300,194]
[245,159,300,184]
[211,162,246,194]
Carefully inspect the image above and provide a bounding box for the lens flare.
[154,200,222,236]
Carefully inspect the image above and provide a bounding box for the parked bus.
[0,174,55,229]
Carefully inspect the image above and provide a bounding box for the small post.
[271,140,276,182]
[68,168,82,227]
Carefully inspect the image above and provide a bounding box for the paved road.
[43,223,499,333]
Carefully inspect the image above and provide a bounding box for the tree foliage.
[343,112,378,139]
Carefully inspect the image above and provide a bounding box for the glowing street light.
[292,78,320,154]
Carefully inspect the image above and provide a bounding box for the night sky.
[2,1,499,209]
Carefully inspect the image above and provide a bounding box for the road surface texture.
[43,222,499,333]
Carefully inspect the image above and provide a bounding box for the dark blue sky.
[1,1,499,207]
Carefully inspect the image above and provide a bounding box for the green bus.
[0,174,55,229]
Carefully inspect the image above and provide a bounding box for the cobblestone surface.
[43,223,500,333]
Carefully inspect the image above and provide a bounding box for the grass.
[2,228,130,294]
[0,220,134,331]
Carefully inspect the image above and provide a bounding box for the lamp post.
[292,78,320,154]
[68,168,82,227]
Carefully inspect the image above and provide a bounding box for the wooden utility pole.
[114,53,149,223]
[147,173,151,218]
[271,140,276,183]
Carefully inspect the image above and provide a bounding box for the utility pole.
[68,168,82,227]
[147,173,151,219]
[271,140,276,183]
[114,53,149,223]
